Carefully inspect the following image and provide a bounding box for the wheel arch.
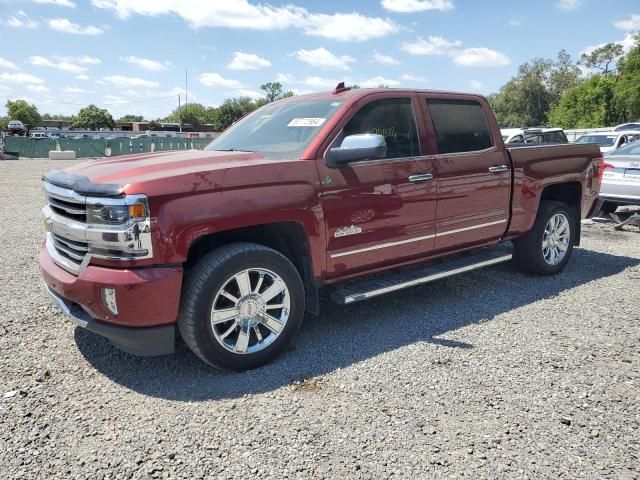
[185,221,320,315]
[539,181,582,245]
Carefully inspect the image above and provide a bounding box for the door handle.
[488,165,508,173]
[408,173,434,182]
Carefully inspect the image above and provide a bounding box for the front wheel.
[179,243,305,371]
[513,201,575,275]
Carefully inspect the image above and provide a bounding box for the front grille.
[47,194,87,223]
[51,233,89,265]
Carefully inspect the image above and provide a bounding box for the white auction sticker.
[287,117,326,127]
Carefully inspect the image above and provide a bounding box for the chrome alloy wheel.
[210,268,290,354]
[542,213,571,266]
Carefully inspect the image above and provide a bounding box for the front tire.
[513,201,575,275]
[179,243,305,371]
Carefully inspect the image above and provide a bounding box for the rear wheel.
[513,201,575,275]
[179,243,305,371]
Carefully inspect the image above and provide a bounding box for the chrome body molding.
[330,219,507,259]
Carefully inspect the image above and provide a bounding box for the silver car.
[599,141,640,213]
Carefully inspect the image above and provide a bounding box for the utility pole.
[178,94,182,133]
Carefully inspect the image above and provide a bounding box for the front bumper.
[45,285,175,356]
[39,242,183,356]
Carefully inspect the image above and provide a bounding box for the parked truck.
[40,85,603,370]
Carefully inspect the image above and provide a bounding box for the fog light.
[101,287,118,315]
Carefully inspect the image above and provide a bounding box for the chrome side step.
[331,248,513,305]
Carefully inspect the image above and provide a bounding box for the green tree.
[614,34,640,120]
[69,105,115,130]
[148,119,162,130]
[165,103,207,126]
[548,74,620,128]
[214,97,261,131]
[5,99,41,128]
[259,82,294,102]
[580,43,624,75]
[548,50,581,105]
[117,114,144,122]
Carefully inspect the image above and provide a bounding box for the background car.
[613,122,640,131]
[574,131,640,155]
[598,141,640,213]
[501,127,567,144]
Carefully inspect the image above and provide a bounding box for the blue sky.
[1,0,638,120]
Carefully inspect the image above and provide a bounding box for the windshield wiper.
[211,148,254,152]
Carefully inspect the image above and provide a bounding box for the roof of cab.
[285,86,487,103]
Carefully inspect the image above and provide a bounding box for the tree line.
[3,37,639,132]
[1,82,293,132]
[489,34,640,128]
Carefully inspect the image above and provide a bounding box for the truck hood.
[47,150,278,196]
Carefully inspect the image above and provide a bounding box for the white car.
[7,120,25,131]
[31,132,50,139]
[501,128,568,144]
[574,131,640,155]
[598,141,640,213]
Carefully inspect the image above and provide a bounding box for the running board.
[331,248,513,305]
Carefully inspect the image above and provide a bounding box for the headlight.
[84,195,153,260]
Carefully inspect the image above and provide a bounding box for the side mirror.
[325,134,387,168]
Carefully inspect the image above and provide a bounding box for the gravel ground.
[1,159,639,480]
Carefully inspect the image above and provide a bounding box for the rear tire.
[513,201,575,276]
[178,243,305,371]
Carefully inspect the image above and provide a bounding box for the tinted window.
[427,99,492,154]
[339,98,420,159]
[508,135,524,144]
[611,142,640,156]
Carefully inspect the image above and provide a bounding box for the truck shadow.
[75,248,639,401]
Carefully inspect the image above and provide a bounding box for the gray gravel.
[1,159,639,479]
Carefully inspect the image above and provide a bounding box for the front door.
[421,95,511,252]
[317,95,437,278]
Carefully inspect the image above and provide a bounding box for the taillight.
[597,157,613,182]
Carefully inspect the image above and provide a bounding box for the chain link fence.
[2,136,214,159]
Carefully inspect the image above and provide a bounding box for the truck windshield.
[206,98,342,160]
[575,135,616,147]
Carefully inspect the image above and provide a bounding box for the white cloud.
[27,84,51,93]
[614,13,640,31]
[556,0,582,11]
[236,89,264,99]
[48,18,104,35]
[401,73,427,82]
[453,48,510,67]
[302,13,397,42]
[0,57,19,70]
[293,47,354,71]
[90,0,397,42]
[75,74,90,80]
[59,55,101,64]
[581,33,637,57]
[402,35,510,67]
[401,36,462,55]
[33,0,76,6]
[4,11,39,28]
[0,85,11,91]
[28,55,88,75]
[359,76,401,88]
[199,72,245,89]
[0,72,45,84]
[508,18,522,27]
[302,76,340,89]
[100,75,159,88]
[381,0,454,12]
[227,52,271,70]
[468,80,484,92]
[63,86,94,94]
[123,56,169,71]
[276,72,295,83]
[372,50,399,65]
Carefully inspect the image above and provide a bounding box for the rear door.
[420,95,511,252]
[317,94,437,278]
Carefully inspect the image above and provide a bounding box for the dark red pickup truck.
[40,86,603,370]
